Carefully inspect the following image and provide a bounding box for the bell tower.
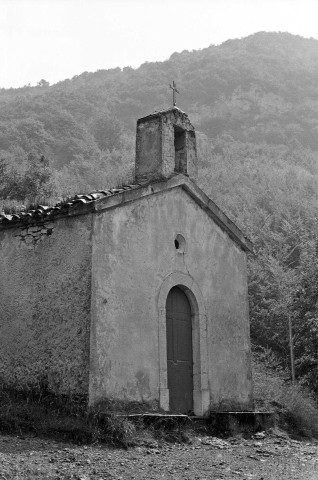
[135,107,198,183]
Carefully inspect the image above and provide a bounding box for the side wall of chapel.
[0,214,92,398]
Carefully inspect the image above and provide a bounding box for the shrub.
[280,384,318,437]
[252,346,318,437]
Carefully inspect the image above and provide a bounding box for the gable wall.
[90,187,252,411]
[0,214,92,398]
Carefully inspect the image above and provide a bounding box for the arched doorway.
[166,286,193,413]
[158,273,210,416]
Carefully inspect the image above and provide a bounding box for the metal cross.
[170,81,179,107]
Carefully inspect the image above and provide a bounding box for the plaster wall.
[90,187,252,411]
[0,215,92,397]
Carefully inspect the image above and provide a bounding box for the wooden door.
[166,286,193,413]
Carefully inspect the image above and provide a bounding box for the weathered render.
[0,107,254,415]
[0,214,92,397]
[135,108,197,182]
[89,178,253,414]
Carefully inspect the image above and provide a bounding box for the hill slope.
[2,32,318,178]
[2,32,318,396]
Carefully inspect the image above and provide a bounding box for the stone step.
[117,411,275,434]
[207,411,275,435]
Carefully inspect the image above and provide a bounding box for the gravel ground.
[1,431,318,480]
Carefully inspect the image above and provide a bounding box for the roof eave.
[180,180,253,253]
[0,174,253,254]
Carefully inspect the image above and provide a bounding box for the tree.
[37,79,50,87]
[0,152,56,201]
[91,114,123,151]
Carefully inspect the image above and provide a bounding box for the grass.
[252,346,318,438]
[0,196,60,215]
[0,387,194,447]
[0,388,137,447]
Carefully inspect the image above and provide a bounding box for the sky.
[1,0,318,89]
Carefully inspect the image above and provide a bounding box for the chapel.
[0,107,253,415]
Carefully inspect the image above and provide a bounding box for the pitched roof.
[0,175,253,253]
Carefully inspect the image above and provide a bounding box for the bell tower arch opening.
[174,125,187,174]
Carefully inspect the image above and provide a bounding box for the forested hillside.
[2,31,318,396]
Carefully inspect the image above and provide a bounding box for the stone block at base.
[207,411,275,434]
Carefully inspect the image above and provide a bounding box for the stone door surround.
[157,272,210,416]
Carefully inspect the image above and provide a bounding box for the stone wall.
[0,214,92,397]
[15,221,55,248]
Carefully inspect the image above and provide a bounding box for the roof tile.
[0,183,141,226]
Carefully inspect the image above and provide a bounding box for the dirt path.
[1,431,318,480]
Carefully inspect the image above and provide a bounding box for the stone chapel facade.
[0,107,253,415]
